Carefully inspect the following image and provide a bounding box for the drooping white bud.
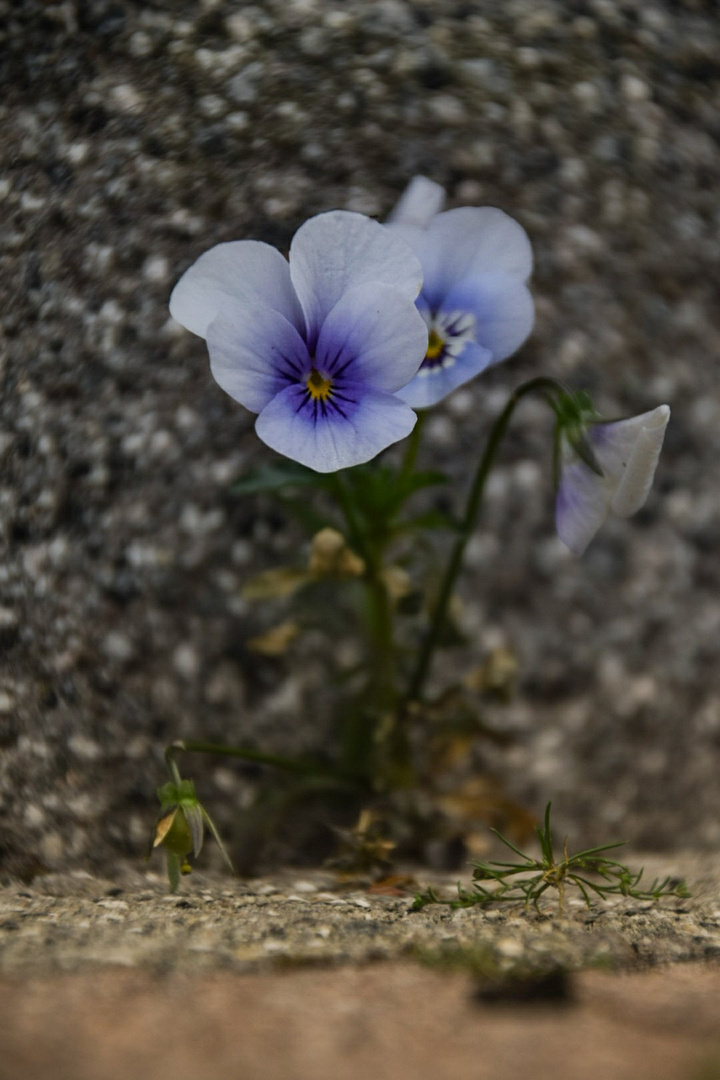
[556,405,670,555]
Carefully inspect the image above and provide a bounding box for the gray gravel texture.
[1,0,720,875]
[1,856,719,977]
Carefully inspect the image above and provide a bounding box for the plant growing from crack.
[148,177,673,890]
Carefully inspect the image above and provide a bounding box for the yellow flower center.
[306,368,333,400]
[425,328,445,362]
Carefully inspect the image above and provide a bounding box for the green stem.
[330,469,394,698]
[365,549,395,696]
[405,376,566,704]
[339,551,399,784]
[400,410,426,477]
[328,474,399,783]
[166,851,181,893]
[367,575,397,719]
[329,473,366,555]
[165,739,361,786]
[165,746,183,787]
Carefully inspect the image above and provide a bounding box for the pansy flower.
[170,212,428,472]
[387,176,535,409]
[556,404,670,555]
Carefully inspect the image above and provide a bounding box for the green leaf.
[231,462,333,497]
[201,807,235,875]
[570,841,628,863]
[156,781,177,809]
[396,508,460,534]
[157,778,197,810]
[485,829,535,863]
[176,779,198,802]
[278,495,334,535]
[391,469,449,500]
[346,466,448,521]
[535,802,555,864]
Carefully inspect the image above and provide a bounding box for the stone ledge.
[1,853,718,977]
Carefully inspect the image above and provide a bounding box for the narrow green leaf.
[231,462,332,496]
[396,509,461,533]
[201,807,235,875]
[571,841,628,860]
[487,828,535,862]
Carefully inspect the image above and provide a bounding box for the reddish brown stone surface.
[1,963,719,1080]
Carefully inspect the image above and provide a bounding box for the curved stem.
[165,746,183,787]
[165,739,362,788]
[405,376,566,703]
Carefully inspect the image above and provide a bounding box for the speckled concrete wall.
[2,0,719,873]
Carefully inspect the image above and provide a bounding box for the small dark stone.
[418,63,452,90]
[474,969,574,1007]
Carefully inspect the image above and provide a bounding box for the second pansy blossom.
[387,176,535,409]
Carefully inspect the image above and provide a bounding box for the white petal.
[169,241,305,339]
[387,176,446,228]
[316,284,428,393]
[556,460,612,556]
[442,272,535,363]
[589,406,667,479]
[289,211,423,347]
[417,208,533,309]
[383,220,426,255]
[610,405,670,517]
[590,404,669,482]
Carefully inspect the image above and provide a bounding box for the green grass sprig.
[413,803,690,914]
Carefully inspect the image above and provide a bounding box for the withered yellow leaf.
[247,620,300,656]
[241,566,309,602]
[152,809,178,848]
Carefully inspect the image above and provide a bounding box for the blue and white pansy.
[387,176,535,409]
[169,212,428,473]
[556,404,670,555]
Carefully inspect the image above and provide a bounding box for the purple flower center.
[288,359,358,426]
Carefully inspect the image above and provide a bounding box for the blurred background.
[1,0,719,877]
